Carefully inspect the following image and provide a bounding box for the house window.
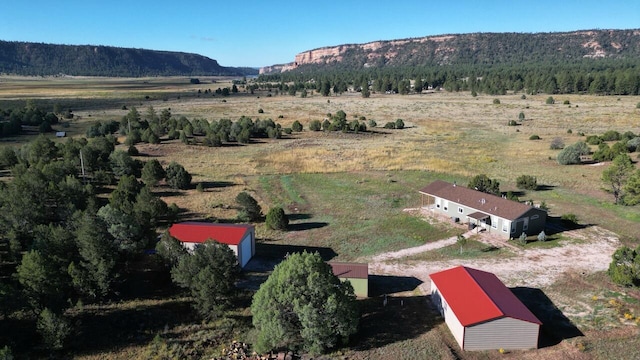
[443,200,448,211]
[502,221,509,232]
[491,217,497,229]
[531,215,539,220]
[458,207,464,214]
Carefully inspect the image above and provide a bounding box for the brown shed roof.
[329,262,368,279]
[419,180,540,221]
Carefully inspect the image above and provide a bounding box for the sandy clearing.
[366,214,620,294]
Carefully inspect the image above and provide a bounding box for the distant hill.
[261,29,640,74]
[0,40,258,77]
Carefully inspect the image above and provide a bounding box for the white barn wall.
[431,283,465,349]
[464,317,540,350]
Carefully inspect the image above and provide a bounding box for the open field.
[1,76,639,359]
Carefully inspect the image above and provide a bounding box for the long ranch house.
[419,180,546,239]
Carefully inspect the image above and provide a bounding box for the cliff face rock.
[260,29,640,74]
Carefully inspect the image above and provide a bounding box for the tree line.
[257,59,640,97]
[0,133,196,353]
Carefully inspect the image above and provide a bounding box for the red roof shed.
[168,222,255,267]
[430,266,541,351]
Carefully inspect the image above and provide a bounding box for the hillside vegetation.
[0,41,258,77]
[260,29,640,96]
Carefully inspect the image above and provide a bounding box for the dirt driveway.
[364,210,620,294]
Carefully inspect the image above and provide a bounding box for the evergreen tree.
[468,174,500,196]
[235,191,261,221]
[171,241,240,319]
[251,252,358,354]
[141,159,166,187]
[165,162,192,190]
[68,212,118,299]
[265,206,288,230]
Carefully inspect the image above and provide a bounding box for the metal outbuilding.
[430,266,541,351]
[168,222,255,268]
[329,262,368,297]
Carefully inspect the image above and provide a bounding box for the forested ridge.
[259,29,640,96]
[0,41,258,77]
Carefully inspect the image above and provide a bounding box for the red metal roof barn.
[430,266,541,351]
[169,222,255,268]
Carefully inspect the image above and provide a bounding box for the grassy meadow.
[1,76,639,359]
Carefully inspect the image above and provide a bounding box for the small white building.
[168,222,255,268]
[430,266,542,351]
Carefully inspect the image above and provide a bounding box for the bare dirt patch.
[366,212,620,294]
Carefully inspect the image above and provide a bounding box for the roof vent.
[481,198,486,205]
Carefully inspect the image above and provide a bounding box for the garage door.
[239,233,253,267]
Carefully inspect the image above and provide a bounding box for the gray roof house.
[419,180,546,239]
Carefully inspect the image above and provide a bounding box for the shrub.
[395,118,405,129]
[518,232,527,245]
[567,129,573,134]
[636,102,640,109]
[521,94,527,99]
[493,98,501,104]
[585,135,602,145]
[265,206,288,230]
[627,137,640,152]
[368,119,377,128]
[37,308,71,350]
[236,192,261,221]
[508,120,518,126]
[505,191,519,201]
[607,246,640,287]
[546,96,555,104]
[516,175,538,190]
[196,182,204,192]
[529,135,540,140]
[563,100,570,105]
[561,213,579,224]
[518,112,525,121]
[309,119,322,131]
[557,141,589,165]
[537,231,547,242]
[291,120,303,132]
[127,145,139,156]
[258,108,264,114]
[383,122,396,129]
[165,162,192,190]
[468,174,500,195]
[601,130,621,141]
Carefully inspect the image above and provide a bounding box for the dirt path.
[370,229,477,262]
[366,219,620,294]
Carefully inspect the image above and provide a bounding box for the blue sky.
[1,1,638,68]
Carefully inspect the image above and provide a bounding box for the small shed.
[168,222,255,268]
[430,266,541,351]
[329,262,368,297]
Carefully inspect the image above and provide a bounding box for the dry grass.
[1,77,640,359]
